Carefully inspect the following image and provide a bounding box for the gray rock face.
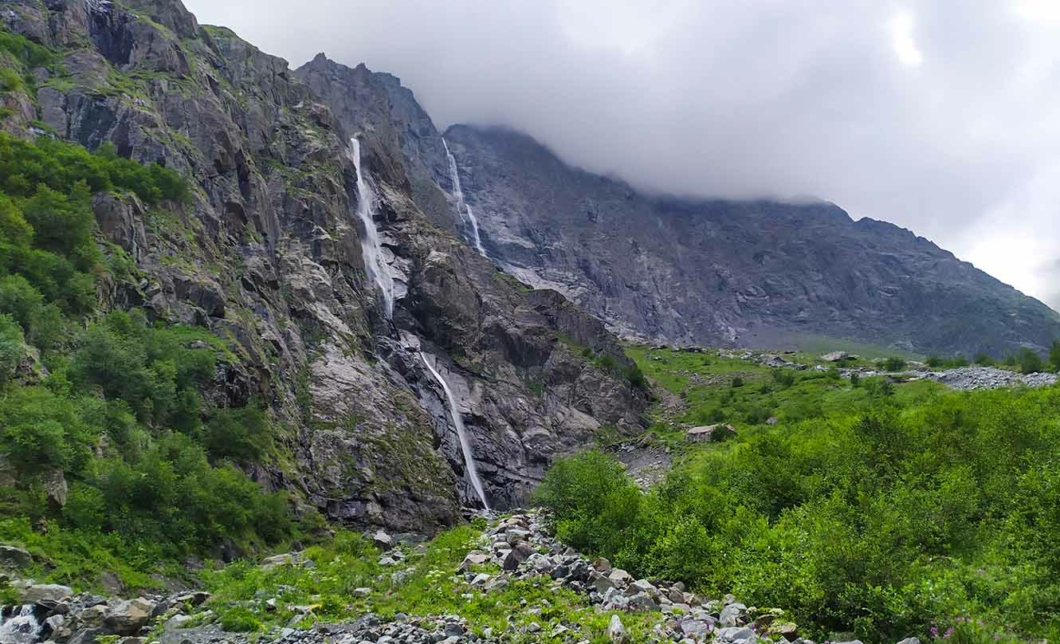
[0,545,32,570]
[1,0,646,532]
[438,126,1060,357]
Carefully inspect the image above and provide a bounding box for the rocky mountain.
[0,0,647,532]
[439,127,1060,357]
[288,68,1056,359]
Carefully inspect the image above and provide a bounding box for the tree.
[1017,348,1045,374]
[1049,341,1060,372]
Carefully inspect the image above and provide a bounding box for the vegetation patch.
[536,346,1060,642]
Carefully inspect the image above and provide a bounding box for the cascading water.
[442,139,487,258]
[420,352,490,511]
[0,606,41,644]
[348,138,396,318]
[465,205,486,257]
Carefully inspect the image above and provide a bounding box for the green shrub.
[1050,341,1060,372]
[0,67,22,93]
[0,313,23,383]
[538,387,1060,641]
[1017,348,1045,374]
[203,404,273,463]
[882,356,907,371]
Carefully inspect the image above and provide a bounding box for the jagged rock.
[21,583,74,606]
[371,530,394,549]
[39,469,68,507]
[503,542,535,571]
[686,424,738,443]
[592,557,612,573]
[0,545,32,569]
[105,598,156,635]
[720,602,748,627]
[716,626,758,644]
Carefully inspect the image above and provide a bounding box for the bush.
[538,387,1060,641]
[772,369,795,388]
[731,376,744,388]
[1017,348,1045,374]
[1050,341,1060,372]
[0,313,23,383]
[882,356,907,371]
[202,405,273,463]
[534,450,645,562]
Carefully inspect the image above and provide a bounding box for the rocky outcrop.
[438,126,1060,358]
[0,0,646,531]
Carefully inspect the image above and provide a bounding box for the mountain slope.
[0,0,646,537]
[437,125,1059,357]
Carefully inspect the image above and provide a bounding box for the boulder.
[719,601,747,627]
[21,583,73,606]
[716,626,757,644]
[686,424,738,443]
[0,545,32,569]
[502,542,535,571]
[372,530,394,549]
[105,598,156,635]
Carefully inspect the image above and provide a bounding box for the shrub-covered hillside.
[0,132,298,591]
[537,347,1060,642]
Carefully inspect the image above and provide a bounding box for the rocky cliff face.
[0,0,647,532]
[435,126,1060,358]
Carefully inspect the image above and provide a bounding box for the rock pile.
[2,513,925,644]
[926,367,1058,391]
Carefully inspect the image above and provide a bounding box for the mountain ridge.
[435,122,1059,356]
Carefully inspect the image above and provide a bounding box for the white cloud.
[888,11,923,67]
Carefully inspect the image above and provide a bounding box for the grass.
[199,523,661,642]
[626,344,947,452]
[769,332,924,361]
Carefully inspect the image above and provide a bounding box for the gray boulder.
[502,542,535,571]
[105,598,157,635]
[0,545,32,569]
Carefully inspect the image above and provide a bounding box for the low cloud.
[183,0,1060,307]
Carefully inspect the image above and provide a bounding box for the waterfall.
[0,606,41,644]
[348,138,396,318]
[465,205,487,257]
[420,352,490,511]
[442,139,487,258]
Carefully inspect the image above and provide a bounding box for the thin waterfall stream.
[348,137,396,318]
[442,139,487,257]
[420,352,490,511]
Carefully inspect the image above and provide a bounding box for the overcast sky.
[184,0,1060,308]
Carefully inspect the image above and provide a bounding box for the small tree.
[1049,341,1060,372]
[1017,348,1045,374]
[882,357,907,372]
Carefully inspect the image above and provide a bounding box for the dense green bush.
[1016,347,1045,374]
[882,356,907,371]
[0,133,293,587]
[537,387,1060,641]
